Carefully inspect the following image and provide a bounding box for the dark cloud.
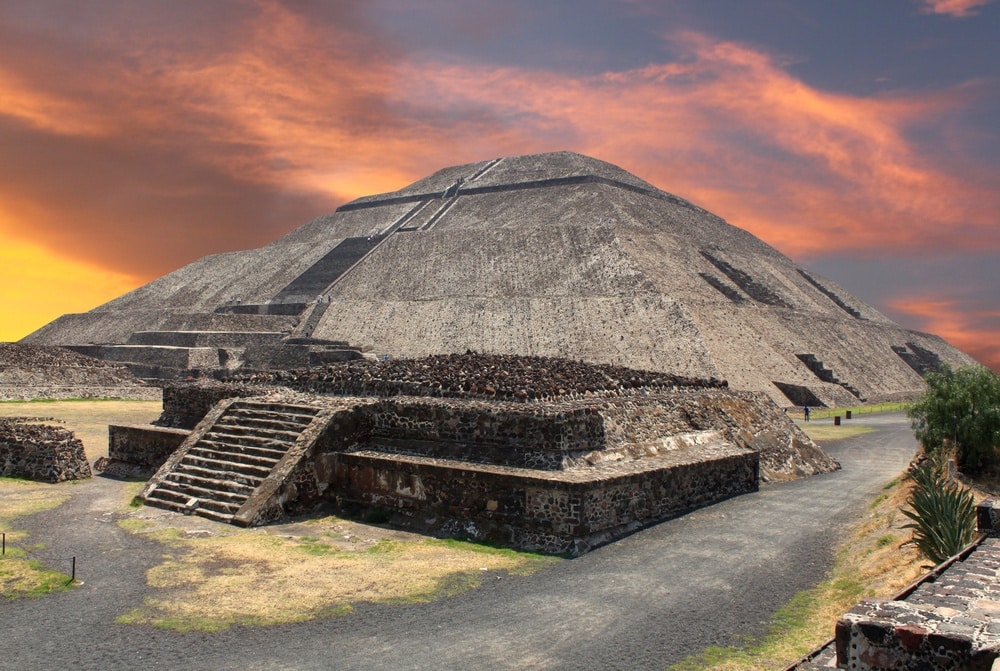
[0,115,335,277]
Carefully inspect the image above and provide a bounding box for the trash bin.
[834,416,841,426]
[845,410,852,420]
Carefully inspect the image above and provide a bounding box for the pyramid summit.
[25,151,975,406]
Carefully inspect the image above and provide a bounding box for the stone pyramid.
[24,151,976,406]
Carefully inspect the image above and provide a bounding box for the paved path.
[1,413,916,670]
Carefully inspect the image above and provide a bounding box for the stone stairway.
[140,400,321,523]
[796,353,865,401]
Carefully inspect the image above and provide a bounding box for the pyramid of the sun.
[24,151,976,406]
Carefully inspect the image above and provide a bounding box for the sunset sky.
[2,1,998,371]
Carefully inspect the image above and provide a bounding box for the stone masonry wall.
[330,444,757,555]
[365,397,606,469]
[98,424,189,478]
[0,417,92,482]
[155,380,281,429]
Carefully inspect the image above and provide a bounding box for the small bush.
[901,459,976,566]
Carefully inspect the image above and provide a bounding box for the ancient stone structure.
[22,152,976,406]
[0,417,92,482]
[0,342,158,401]
[122,354,837,555]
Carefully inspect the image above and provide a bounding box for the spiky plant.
[901,460,977,566]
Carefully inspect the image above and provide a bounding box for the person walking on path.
[804,405,811,421]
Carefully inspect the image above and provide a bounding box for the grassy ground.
[668,474,924,670]
[796,421,873,442]
[116,514,557,632]
[807,402,910,421]
[0,400,163,600]
[0,399,930,644]
[0,399,558,629]
[0,399,162,461]
[0,477,76,599]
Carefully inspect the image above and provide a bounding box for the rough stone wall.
[155,380,281,429]
[365,398,606,469]
[98,424,189,478]
[0,342,159,401]
[834,538,1000,670]
[0,418,91,482]
[240,352,726,402]
[157,357,835,481]
[330,445,757,555]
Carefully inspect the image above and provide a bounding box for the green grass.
[798,423,873,441]
[0,550,76,599]
[807,402,910,420]
[666,577,863,671]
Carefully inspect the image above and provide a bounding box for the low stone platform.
[117,354,838,554]
[338,437,756,555]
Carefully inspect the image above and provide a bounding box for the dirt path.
[0,413,916,670]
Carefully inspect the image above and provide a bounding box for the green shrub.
[908,364,1000,474]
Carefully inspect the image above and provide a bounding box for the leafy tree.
[908,364,1000,474]
[902,458,976,566]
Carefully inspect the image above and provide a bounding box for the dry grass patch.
[669,475,924,670]
[796,422,873,442]
[0,399,162,461]
[0,477,75,599]
[118,515,558,632]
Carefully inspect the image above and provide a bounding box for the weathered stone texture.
[96,424,189,478]
[20,152,978,404]
[0,417,91,482]
[828,508,1000,670]
[0,342,159,401]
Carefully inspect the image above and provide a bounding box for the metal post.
[70,556,76,583]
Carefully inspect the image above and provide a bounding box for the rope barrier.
[0,531,78,583]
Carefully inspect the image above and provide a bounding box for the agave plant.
[902,460,977,566]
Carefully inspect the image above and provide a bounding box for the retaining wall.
[99,424,189,478]
[331,441,757,555]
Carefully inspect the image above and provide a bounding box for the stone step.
[140,399,323,526]
[163,470,256,496]
[214,415,313,433]
[187,445,284,468]
[171,463,265,487]
[194,439,288,462]
[206,424,303,442]
[144,486,191,506]
[142,492,188,514]
[191,506,235,523]
[202,429,298,448]
[154,479,251,504]
[229,402,320,419]
[177,456,273,481]
[192,497,241,516]
[142,488,238,522]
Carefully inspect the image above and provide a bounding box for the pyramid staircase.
[796,353,865,401]
[139,399,325,524]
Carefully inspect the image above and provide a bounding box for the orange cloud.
[387,33,999,259]
[889,294,1000,373]
[917,0,995,17]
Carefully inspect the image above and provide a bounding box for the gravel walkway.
[1,413,916,670]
